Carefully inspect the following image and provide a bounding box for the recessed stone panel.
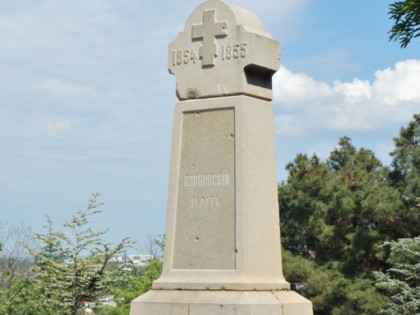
[173,108,235,270]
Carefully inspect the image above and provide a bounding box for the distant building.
[109,253,154,267]
[128,254,154,266]
[109,256,125,263]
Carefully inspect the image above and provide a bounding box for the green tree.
[283,250,386,315]
[374,237,420,314]
[0,277,54,315]
[280,137,401,274]
[279,136,409,314]
[29,193,133,315]
[100,259,163,315]
[0,221,36,314]
[100,234,164,315]
[388,0,420,48]
[0,221,34,290]
[389,113,420,238]
[279,154,329,258]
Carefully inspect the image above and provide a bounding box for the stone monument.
[130,0,313,314]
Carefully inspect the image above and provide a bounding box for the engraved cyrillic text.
[190,196,220,209]
[184,172,230,187]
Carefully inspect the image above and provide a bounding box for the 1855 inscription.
[171,9,249,67]
[173,108,235,270]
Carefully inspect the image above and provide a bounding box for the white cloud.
[274,66,331,106]
[0,111,76,138]
[274,115,303,137]
[373,59,420,105]
[274,59,420,135]
[332,78,372,104]
[38,79,94,97]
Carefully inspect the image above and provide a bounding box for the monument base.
[130,289,313,315]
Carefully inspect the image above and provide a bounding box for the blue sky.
[0,0,418,251]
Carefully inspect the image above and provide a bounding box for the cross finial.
[192,10,228,67]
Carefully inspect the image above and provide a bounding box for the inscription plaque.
[173,108,235,270]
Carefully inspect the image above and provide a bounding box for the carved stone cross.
[192,10,227,66]
[131,1,314,314]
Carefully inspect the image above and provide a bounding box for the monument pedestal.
[153,96,289,292]
[130,1,313,314]
[131,290,312,315]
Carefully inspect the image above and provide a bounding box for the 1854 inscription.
[171,43,247,67]
[171,9,248,67]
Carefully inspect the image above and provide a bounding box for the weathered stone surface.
[152,96,289,291]
[131,290,313,315]
[169,0,280,101]
[131,0,313,314]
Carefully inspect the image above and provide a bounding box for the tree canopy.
[29,194,133,315]
[389,113,420,237]
[374,237,420,314]
[388,0,420,47]
[280,114,419,314]
[280,136,402,274]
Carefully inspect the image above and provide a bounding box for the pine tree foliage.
[282,250,386,315]
[388,0,420,48]
[279,134,418,314]
[374,237,420,314]
[389,113,420,238]
[29,193,133,315]
[280,137,402,274]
